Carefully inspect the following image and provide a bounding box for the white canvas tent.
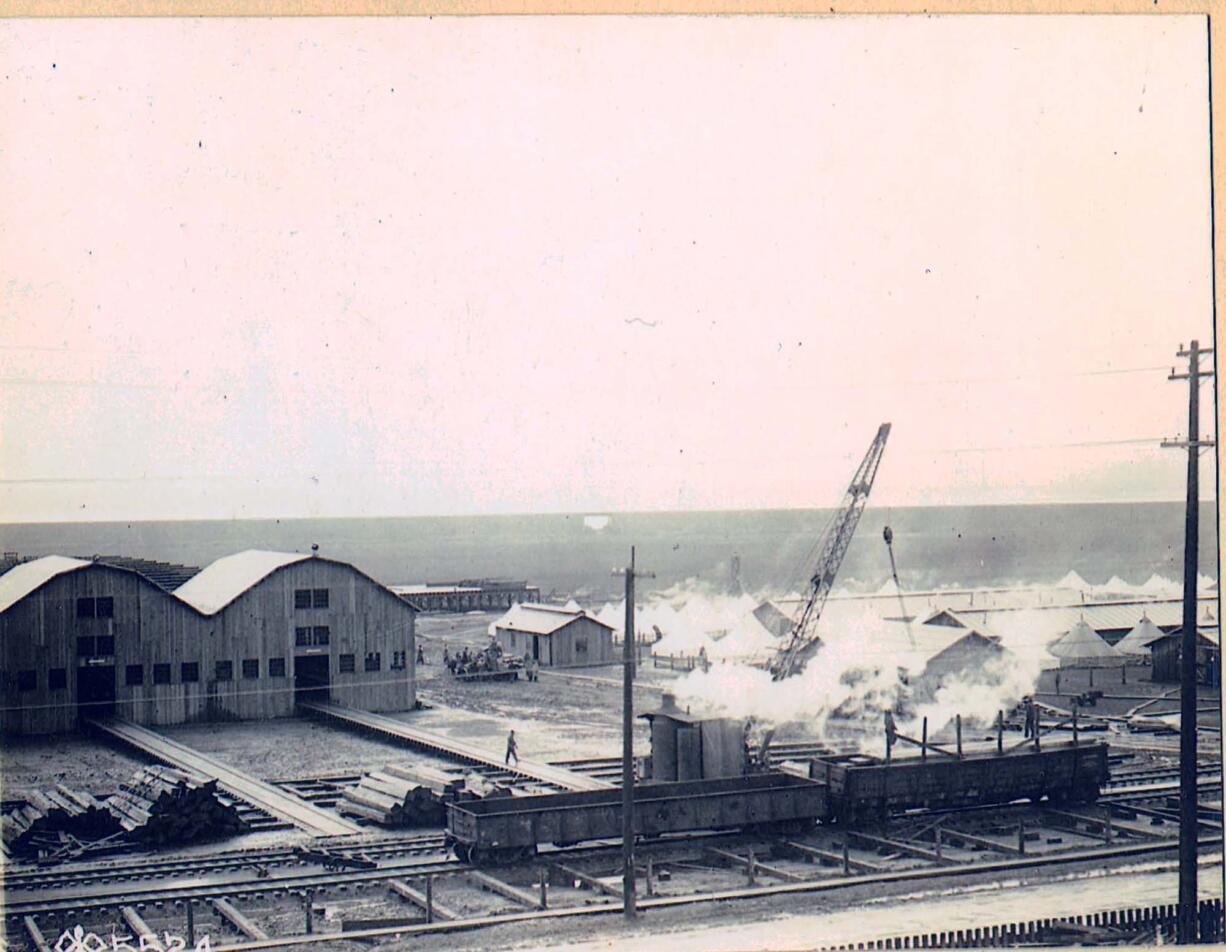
[1114,613,1165,657]
[1048,619,1126,668]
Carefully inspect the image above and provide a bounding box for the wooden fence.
[822,898,1223,949]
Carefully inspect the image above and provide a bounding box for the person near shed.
[505,729,519,765]
[416,645,426,665]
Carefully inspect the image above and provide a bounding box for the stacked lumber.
[462,773,514,800]
[383,763,465,799]
[2,784,122,857]
[104,765,245,846]
[340,770,452,827]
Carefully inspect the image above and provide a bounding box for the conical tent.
[1115,614,1165,656]
[1048,619,1126,667]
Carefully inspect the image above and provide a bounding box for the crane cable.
[883,525,916,649]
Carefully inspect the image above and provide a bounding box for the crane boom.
[771,423,892,680]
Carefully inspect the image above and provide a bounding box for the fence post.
[304,890,314,934]
[539,867,549,908]
[1017,820,1025,854]
[843,841,850,875]
[645,856,654,896]
[996,711,1003,754]
[186,900,195,948]
[934,825,941,859]
[426,874,435,923]
[747,848,756,886]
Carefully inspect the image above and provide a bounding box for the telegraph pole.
[1163,339,1215,943]
[613,547,653,919]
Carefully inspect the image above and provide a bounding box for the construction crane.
[771,423,892,680]
[882,525,917,649]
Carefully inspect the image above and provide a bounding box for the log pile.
[339,762,519,827]
[104,765,245,846]
[340,768,458,827]
[2,784,122,857]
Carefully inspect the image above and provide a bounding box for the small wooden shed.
[492,603,615,667]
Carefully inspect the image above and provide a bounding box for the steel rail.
[197,836,1224,952]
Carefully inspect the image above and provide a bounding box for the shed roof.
[173,549,312,615]
[493,602,614,637]
[0,555,91,615]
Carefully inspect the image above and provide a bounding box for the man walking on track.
[505,729,519,765]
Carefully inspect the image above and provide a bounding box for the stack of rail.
[104,765,246,846]
[340,762,515,826]
[2,785,122,857]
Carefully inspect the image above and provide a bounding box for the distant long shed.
[492,603,615,666]
[391,579,540,613]
[0,550,416,735]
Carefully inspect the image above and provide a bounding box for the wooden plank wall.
[0,558,416,735]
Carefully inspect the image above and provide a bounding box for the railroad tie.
[211,898,269,940]
[23,916,52,952]
[781,841,888,873]
[466,870,544,909]
[552,862,624,897]
[388,878,459,921]
[120,907,165,952]
[705,847,807,882]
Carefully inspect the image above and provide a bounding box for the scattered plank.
[782,840,888,873]
[212,898,269,940]
[23,916,52,952]
[467,870,544,909]
[388,878,459,921]
[705,847,807,882]
[120,907,165,952]
[933,828,1025,855]
[849,831,961,865]
[553,862,624,897]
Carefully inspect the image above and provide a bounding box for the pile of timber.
[340,762,514,827]
[2,785,122,857]
[104,765,245,846]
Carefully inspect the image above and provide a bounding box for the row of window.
[76,596,115,618]
[295,626,331,647]
[72,589,331,619]
[294,588,330,609]
[3,650,407,692]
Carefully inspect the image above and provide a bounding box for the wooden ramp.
[88,719,361,836]
[299,701,612,792]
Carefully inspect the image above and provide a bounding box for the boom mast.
[771,423,892,680]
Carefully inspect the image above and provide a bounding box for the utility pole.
[1163,339,1215,944]
[613,547,653,920]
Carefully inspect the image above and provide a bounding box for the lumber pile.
[104,765,245,846]
[3,784,122,857]
[339,762,518,827]
[462,773,514,800]
[341,771,449,827]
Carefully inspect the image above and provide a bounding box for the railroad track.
[2,833,450,892]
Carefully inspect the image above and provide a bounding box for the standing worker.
[417,645,426,665]
[505,729,519,765]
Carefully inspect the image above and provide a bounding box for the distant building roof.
[0,555,91,615]
[82,555,202,592]
[922,598,1216,644]
[493,602,614,637]
[390,584,483,595]
[174,550,312,615]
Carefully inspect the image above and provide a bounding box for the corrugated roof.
[0,555,91,615]
[174,550,312,615]
[493,602,613,637]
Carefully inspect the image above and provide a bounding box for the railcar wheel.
[453,842,472,863]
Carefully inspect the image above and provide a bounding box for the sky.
[0,15,1217,522]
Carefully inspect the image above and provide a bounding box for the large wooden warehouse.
[0,550,416,735]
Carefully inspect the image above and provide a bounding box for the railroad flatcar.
[810,739,1109,824]
[446,773,827,864]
